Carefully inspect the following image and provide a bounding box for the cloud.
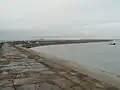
[0,0,120,38]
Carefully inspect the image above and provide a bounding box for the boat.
[109,40,116,45]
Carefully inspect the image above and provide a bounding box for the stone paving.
[0,43,119,90]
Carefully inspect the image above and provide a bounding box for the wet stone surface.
[0,43,120,90]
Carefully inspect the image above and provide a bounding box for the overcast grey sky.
[0,0,120,38]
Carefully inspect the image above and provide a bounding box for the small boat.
[109,40,116,45]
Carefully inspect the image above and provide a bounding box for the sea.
[31,41,120,75]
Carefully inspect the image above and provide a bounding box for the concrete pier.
[0,43,119,90]
[2,39,112,47]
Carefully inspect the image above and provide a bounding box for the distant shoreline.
[21,39,112,48]
[0,39,112,48]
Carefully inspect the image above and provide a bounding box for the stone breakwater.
[0,43,119,90]
[0,39,112,48]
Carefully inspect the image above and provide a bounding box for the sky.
[0,0,120,38]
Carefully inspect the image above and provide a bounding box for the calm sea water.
[31,41,120,75]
